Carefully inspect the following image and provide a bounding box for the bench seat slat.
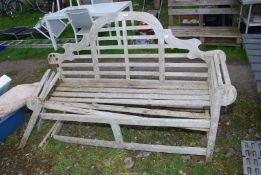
[51,91,210,100]
[55,87,209,95]
[49,97,210,108]
[58,80,209,90]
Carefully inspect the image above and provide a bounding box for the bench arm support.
[207,50,237,106]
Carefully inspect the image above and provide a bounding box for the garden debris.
[90,165,101,175]
[224,148,236,158]
[164,133,172,141]
[178,170,187,175]
[181,155,192,162]
[102,159,111,166]
[87,131,96,139]
[136,151,151,158]
[124,157,134,169]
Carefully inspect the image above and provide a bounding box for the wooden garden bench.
[20,12,237,162]
[168,0,242,46]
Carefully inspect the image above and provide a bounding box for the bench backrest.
[49,12,209,83]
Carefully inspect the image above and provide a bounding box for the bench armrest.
[207,50,237,106]
[27,69,60,110]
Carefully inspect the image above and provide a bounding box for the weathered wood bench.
[20,12,237,162]
[168,0,242,46]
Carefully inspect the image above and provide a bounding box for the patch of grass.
[0,48,64,61]
[0,12,42,31]
[200,45,247,60]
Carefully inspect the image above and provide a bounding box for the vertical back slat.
[122,20,130,80]
[158,38,165,81]
[90,36,100,79]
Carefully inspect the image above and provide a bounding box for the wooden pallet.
[242,34,261,97]
[168,0,242,46]
[170,26,242,45]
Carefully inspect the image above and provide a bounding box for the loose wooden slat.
[43,101,210,119]
[38,121,59,150]
[33,69,51,97]
[39,71,55,99]
[53,135,207,155]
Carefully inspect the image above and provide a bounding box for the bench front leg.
[205,50,237,162]
[19,70,60,148]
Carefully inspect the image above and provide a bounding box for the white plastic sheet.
[0,83,39,118]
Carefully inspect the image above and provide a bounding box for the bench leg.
[111,123,123,145]
[37,118,43,131]
[19,105,42,148]
[206,99,221,162]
